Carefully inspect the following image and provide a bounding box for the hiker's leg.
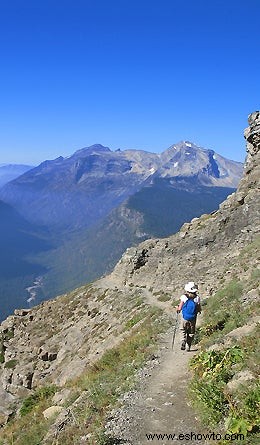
[181,319,187,350]
[186,320,196,350]
[186,322,192,349]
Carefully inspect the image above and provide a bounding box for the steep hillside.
[0,114,258,444]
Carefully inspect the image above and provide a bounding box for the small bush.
[190,346,244,426]
[4,359,17,369]
[20,385,57,416]
[157,294,171,302]
[125,313,144,329]
[4,329,14,340]
[134,297,144,307]
[0,341,4,364]
[190,331,259,442]
[225,383,260,438]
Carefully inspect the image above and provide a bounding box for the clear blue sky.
[0,0,259,165]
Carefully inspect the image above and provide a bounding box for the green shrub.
[157,294,171,302]
[0,340,4,364]
[125,313,144,329]
[190,378,227,425]
[4,359,17,369]
[134,297,144,307]
[190,338,259,441]
[190,346,245,426]
[20,385,57,416]
[190,266,260,444]
[225,383,260,438]
[4,329,14,340]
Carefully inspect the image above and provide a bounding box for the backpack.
[182,297,197,321]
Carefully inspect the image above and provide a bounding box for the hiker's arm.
[176,301,184,313]
[197,303,202,314]
[196,296,202,314]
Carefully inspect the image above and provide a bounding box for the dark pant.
[181,318,196,347]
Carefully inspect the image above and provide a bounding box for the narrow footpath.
[103,287,209,445]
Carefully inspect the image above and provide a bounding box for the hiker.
[176,282,201,351]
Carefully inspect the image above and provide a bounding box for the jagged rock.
[132,248,149,271]
[40,351,49,361]
[13,368,34,389]
[14,309,31,317]
[0,412,12,427]
[48,352,58,361]
[242,288,259,304]
[0,387,15,426]
[41,408,75,443]
[40,351,58,361]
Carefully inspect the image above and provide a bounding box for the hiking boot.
[181,341,186,350]
[186,345,191,352]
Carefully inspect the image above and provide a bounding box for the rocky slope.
[0,113,258,443]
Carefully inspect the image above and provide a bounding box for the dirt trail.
[102,285,208,445]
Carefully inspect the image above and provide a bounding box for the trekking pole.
[171,311,179,350]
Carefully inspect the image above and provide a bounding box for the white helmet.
[184,281,198,293]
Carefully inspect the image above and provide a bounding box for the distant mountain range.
[0,164,33,188]
[0,142,242,230]
[0,141,243,319]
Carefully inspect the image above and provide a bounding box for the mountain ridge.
[0,141,242,231]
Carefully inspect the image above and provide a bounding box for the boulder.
[43,405,64,420]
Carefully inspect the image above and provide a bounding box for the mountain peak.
[155,140,242,186]
[71,144,111,158]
